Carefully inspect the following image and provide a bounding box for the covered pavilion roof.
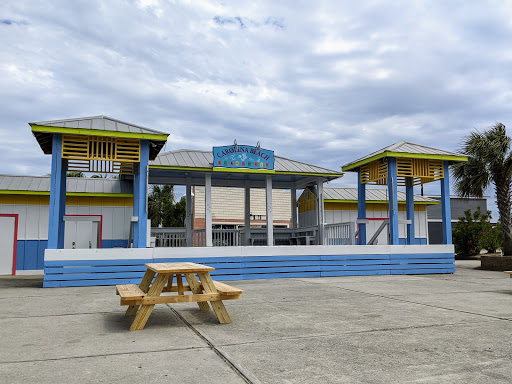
[148,149,343,189]
[30,116,169,160]
[342,141,467,171]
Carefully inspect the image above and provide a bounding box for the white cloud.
[1,0,512,218]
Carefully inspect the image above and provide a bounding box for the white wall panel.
[101,207,114,239]
[25,205,40,240]
[39,205,49,240]
[12,206,26,239]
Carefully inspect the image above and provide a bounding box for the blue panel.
[321,265,392,271]
[133,140,149,248]
[357,168,366,245]
[441,161,452,244]
[42,251,459,287]
[16,241,25,270]
[391,268,455,275]
[48,134,66,249]
[387,157,399,245]
[322,259,391,266]
[37,241,47,269]
[23,241,39,270]
[102,239,129,248]
[322,270,390,277]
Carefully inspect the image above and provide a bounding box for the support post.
[387,158,399,245]
[357,169,366,245]
[291,185,297,232]
[47,134,67,249]
[186,177,193,247]
[266,175,273,246]
[244,180,251,245]
[441,161,452,245]
[406,177,415,244]
[316,178,325,245]
[133,140,149,248]
[205,173,213,247]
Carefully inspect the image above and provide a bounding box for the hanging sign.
[213,144,275,170]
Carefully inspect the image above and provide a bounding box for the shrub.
[452,207,492,257]
[479,222,503,253]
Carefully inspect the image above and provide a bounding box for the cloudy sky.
[1,0,512,215]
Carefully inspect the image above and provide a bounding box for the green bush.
[479,222,503,253]
[452,207,495,256]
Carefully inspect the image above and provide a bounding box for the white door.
[0,216,16,275]
[64,220,98,249]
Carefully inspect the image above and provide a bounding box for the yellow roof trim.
[342,151,468,171]
[30,124,169,141]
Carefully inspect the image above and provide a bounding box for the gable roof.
[151,149,342,176]
[30,116,169,160]
[323,187,437,204]
[342,141,467,171]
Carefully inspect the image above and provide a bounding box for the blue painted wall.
[16,239,129,271]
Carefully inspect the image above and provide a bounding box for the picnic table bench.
[116,262,243,331]
[504,271,512,278]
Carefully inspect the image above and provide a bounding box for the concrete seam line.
[0,346,209,365]
[329,286,512,322]
[166,304,257,384]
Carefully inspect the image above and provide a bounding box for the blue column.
[47,134,67,249]
[441,160,452,245]
[406,177,415,244]
[387,158,399,245]
[133,140,149,248]
[357,168,366,245]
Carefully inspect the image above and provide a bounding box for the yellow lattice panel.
[360,159,387,185]
[395,158,444,185]
[62,135,140,162]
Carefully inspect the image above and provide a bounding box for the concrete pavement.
[1,260,512,383]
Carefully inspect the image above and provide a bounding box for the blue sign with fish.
[213,144,274,170]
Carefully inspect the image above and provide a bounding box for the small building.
[0,174,134,274]
[298,187,437,245]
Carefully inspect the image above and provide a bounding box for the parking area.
[1,260,512,383]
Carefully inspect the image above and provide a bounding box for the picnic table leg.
[184,273,210,311]
[129,274,168,331]
[197,272,232,324]
[125,269,156,316]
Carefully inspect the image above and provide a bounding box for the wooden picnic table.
[116,262,243,331]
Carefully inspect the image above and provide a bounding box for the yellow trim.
[323,201,426,212]
[149,165,343,178]
[30,124,168,141]
[325,199,438,205]
[1,194,133,206]
[213,167,276,174]
[0,190,133,197]
[342,151,468,171]
[149,165,212,172]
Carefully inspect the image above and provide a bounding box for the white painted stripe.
[16,270,44,275]
[45,244,454,261]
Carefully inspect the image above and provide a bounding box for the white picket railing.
[324,222,356,245]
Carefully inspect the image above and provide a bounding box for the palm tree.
[148,185,175,227]
[452,122,512,255]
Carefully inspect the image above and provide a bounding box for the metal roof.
[151,149,341,175]
[0,175,133,195]
[324,187,437,204]
[30,116,169,160]
[342,141,467,171]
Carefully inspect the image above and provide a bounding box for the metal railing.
[324,222,356,245]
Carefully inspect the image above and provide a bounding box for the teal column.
[387,158,399,245]
[47,134,67,249]
[357,169,366,245]
[133,140,149,248]
[441,161,452,245]
[406,177,415,244]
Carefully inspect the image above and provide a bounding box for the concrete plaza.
[1,260,511,383]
